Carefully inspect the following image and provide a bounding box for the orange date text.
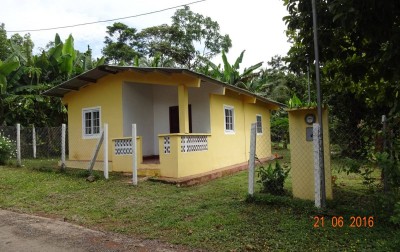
[313,216,374,228]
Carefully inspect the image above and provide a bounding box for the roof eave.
[42,65,286,109]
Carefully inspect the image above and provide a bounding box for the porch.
[112,133,211,178]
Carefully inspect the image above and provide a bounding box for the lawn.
[0,158,399,251]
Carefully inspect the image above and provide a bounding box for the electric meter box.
[286,107,333,200]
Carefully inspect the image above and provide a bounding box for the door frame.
[169,105,192,133]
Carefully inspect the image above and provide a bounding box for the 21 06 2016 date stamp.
[313,216,374,228]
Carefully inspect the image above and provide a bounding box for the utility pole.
[307,56,311,104]
[311,0,326,208]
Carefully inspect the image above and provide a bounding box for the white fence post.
[248,123,257,196]
[32,125,36,159]
[103,123,109,179]
[61,124,66,170]
[132,124,138,186]
[16,123,21,166]
[313,123,322,208]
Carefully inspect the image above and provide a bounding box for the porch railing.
[111,137,143,172]
[180,135,208,152]
[160,134,210,154]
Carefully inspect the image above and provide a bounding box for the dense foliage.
[283,0,400,104]
[282,0,400,132]
[0,25,105,126]
[282,1,400,147]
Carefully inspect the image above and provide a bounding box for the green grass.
[0,159,399,251]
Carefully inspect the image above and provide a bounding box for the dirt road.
[0,209,197,252]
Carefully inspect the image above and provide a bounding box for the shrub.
[271,113,289,149]
[390,201,400,225]
[0,133,15,165]
[257,161,290,195]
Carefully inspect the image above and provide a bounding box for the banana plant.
[138,53,176,67]
[59,34,76,77]
[74,45,105,74]
[0,55,20,94]
[199,50,263,87]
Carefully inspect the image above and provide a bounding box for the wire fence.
[0,125,67,162]
[250,114,400,204]
[1,115,398,195]
[0,123,127,181]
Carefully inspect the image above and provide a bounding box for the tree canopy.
[283,0,400,110]
[102,22,141,65]
[102,6,232,69]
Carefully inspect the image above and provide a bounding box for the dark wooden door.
[169,105,192,133]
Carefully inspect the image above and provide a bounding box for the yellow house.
[44,65,282,180]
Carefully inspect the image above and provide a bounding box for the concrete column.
[178,84,189,133]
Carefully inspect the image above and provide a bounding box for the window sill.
[224,130,235,135]
[82,134,101,139]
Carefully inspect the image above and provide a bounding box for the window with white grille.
[224,105,235,134]
[82,107,101,138]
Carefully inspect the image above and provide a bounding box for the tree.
[262,55,309,104]
[168,6,232,68]
[200,50,263,87]
[104,6,232,68]
[282,0,400,135]
[283,0,400,109]
[102,22,141,65]
[138,24,191,67]
[0,24,11,61]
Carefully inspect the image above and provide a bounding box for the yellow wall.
[288,108,333,200]
[243,101,271,160]
[206,90,273,173]
[208,92,247,169]
[63,74,124,162]
[158,135,179,178]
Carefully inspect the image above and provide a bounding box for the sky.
[1,0,291,69]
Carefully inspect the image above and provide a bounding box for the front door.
[169,105,192,133]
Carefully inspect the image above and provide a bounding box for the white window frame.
[256,114,263,135]
[224,105,235,134]
[82,106,101,139]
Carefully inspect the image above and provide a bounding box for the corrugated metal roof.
[42,65,285,108]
